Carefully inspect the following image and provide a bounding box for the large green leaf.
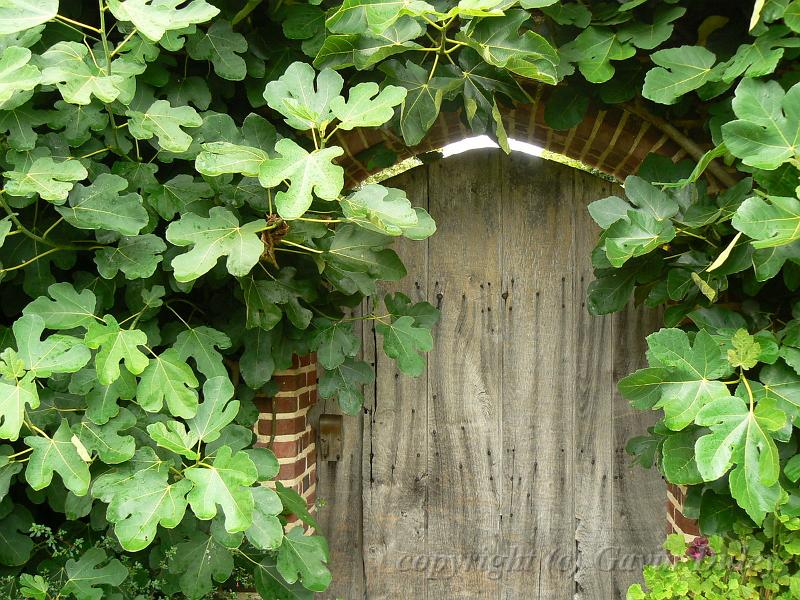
[0,46,39,104]
[0,0,57,34]
[722,78,800,170]
[184,445,257,532]
[168,530,235,600]
[318,358,374,415]
[263,62,343,131]
[324,223,406,280]
[258,139,344,219]
[312,319,360,370]
[147,420,199,459]
[376,315,432,376]
[603,210,675,267]
[277,528,331,592]
[695,395,785,524]
[379,59,462,146]
[40,41,143,106]
[94,234,167,280]
[56,173,147,236]
[560,26,636,84]
[147,174,214,219]
[661,428,704,485]
[0,447,22,502]
[733,195,800,248]
[98,452,192,551]
[74,408,136,464]
[254,557,314,600]
[108,0,219,43]
[245,486,283,550]
[642,45,717,104]
[186,376,239,442]
[84,315,149,385]
[186,19,247,80]
[325,0,432,34]
[60,548,128,600]
[14,314,90,376]
[0,369,38,441]
[341,184,424,237]
[172,325,231,379]
[24,419,91,496]
[459,11,559,83]
[23,283,97,330]
[239,276,283,330]
[127,100,202,153]
[137,348,199,418]
[48,101,108,147]
[195,142,269,178]
[166,206,266,281]
[0,504,33,566]
[3,156,87,203]
[330,82,406,130]
[620,329,733,430]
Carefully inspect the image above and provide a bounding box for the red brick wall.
[666,483,700,541]
[253,353,318,527]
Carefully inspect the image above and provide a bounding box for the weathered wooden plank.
[498,155,576,600]
[425,151,504,600]
[573,174,615,600]
[612,302,665,598]
[361,166,432,600]
[313,393,366,599]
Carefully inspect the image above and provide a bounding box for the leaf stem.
[0,248,63,274]
[741,370,755,412]
[296,216,342,223]
[55,15,101,34]
[279,239,323,254]
[42,217,64,239]
[109,28,138,58]
[6,447,33,460]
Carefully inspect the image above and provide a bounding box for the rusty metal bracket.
[319,414,343,462]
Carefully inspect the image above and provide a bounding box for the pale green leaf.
[108,0,219,42]
[127,99,202,153]
[137,348,199,418]
[56,173,147,236]
[184,445,257,532]
[3,156,87,203]
[166,206,266,281]
[84,315,149,385]
[23,282,97,330]
[24,419,91,496]
[0,46,39,104]
[257,139,344,219]
[642,45,717,105]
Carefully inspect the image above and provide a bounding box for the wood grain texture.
[573,174,615,600]
[426,151,504,600]
[612,303,665,599]
[321,151,665,599]
[498,153,576,600]
[362,166,431,600]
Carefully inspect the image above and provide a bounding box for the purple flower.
[685,537,714,560]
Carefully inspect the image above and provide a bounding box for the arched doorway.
[314,149,665,599]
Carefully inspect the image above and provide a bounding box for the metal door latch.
[319,414,343,462]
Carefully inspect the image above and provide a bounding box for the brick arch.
[334,97,693,187]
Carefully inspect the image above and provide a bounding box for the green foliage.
[3,0,800,596]
[628,521,800,599]
[0,1,448,597]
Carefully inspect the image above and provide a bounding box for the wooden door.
[316,150,666,600]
